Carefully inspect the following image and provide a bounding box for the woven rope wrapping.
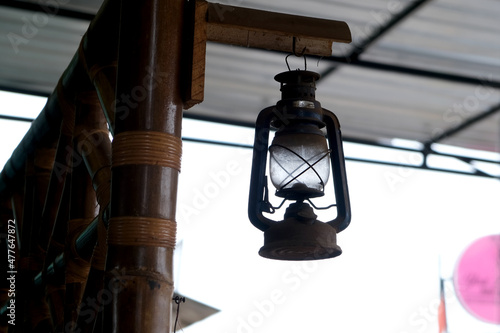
[108,216,176,248]
[112,131,182,171]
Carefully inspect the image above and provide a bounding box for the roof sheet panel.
[362,0,500,80]
[0,0,499,153]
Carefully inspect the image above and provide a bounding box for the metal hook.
[172,296,186,332]
[316,56,324,68]
[173,296,186,304]
[292,36,306,57]
[285,37,307,71]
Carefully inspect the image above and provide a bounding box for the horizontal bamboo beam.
[205,1,351,56]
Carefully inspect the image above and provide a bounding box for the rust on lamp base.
[259,202,342,260]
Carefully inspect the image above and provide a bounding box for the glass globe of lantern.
[269,123,330,200]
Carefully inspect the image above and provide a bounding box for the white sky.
[1,91,499,333]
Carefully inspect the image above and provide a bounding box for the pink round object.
[454,234,500,324]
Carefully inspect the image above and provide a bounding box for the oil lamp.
[248,70,351,260]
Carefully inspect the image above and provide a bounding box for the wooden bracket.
[206,2,351,55]
[181,0,352,108]
[182,0,208,109]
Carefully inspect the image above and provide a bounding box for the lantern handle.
[248,106,277,231]
[322,109,351,232]
[306,198,337,210]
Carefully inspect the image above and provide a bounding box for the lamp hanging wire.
[172,296,186,332]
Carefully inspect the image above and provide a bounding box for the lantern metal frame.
[248,70,351,260]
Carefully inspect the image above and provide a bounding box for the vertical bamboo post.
[74,91,111,333]
[64,161,95,331]
[64,91,102,331]
[17,143,55,332]
[16,158,34,333]
[45,179,71,332]
[104,0,185,332]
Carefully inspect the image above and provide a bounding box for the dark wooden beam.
[205,1,351,56]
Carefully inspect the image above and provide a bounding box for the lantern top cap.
[274,70,321,85]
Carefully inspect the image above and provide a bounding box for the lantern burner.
[271,71,325,128]
[259,202,342,260]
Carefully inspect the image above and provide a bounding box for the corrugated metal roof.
[362,0,500,80]
[0,0,499,152]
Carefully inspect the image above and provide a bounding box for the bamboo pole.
[63,91,102,331]
[74,90,111,333]
[45,173,71,332]
[103,0,184,331]
[64,163,95,331]
[30,148,56,332]
[16,142,56,332]
[36,98,75,261]
[80,0,120,135]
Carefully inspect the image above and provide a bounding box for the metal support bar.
[0,0,95,21]
[322,57,500,89]
[320,0,432,78]
[183,135,500,179]
[348,0,431,61]
[425,102,500,146]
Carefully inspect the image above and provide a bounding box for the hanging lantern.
[248,70,351,261]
